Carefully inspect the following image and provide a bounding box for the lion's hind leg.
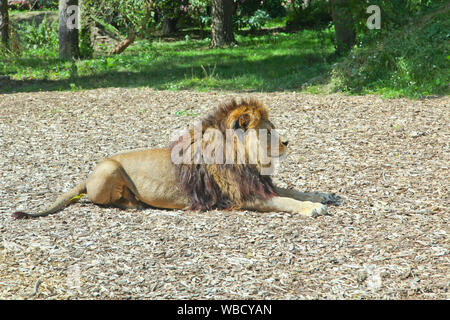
[114,186,146,210]
[86,159,143,210]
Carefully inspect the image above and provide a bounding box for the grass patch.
[0,24,335,93]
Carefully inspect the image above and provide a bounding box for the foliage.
[240,9,271,31]
[358,0,445,31]
[84,0,284,33]
[83,0,154,36]
[285,0,332,30]
[234,0,286,30]
[114,0,154,34]
[283,1,446,35]
[2,0,448,99]
[34,0,59,10]
[7,0,31,10]
[346,0,445,37]
[235,0,285,18]
[84,0,212,35]
[8,0,58,10]
[262,0,286,18]
[15,17,58,55]
[177,0,210,30]
[331,6,449,98]
[155,0,185,19]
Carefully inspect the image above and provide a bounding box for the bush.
[331,7,449,98]
[234,0,286,31]
[348,0,445,38]
[16,17,58,55]
[244,9,271,31]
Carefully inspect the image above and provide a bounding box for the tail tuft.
[12,211,31,219]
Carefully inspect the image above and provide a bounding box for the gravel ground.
[0,88,448,300]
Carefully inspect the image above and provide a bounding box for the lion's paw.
[316,192,341,205]
[300,203,329,217]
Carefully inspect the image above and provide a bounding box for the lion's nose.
[282,141,289,146]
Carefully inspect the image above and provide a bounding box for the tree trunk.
[59,0,80,60]
[329,0,355,54]
[0,0,8,47]
[211,0,235,48]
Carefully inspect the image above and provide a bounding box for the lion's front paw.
[299,202,328,217]
[319,193,341,205]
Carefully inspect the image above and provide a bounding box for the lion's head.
[224,99,288,162]
[170,98,288,210]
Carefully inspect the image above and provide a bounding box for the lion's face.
[257,118,288,159]
[227,102,288,167]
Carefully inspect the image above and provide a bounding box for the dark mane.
[170,99,278,211]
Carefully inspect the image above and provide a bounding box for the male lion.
[12,99,338,219]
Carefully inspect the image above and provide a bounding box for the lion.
[12,98,338,219]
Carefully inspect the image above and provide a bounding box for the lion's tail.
[12,181,87,219]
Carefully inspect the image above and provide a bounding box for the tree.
[211,0,235,48]
[109,0,154,55]
[0,0,8,47]
[329,0,356,54]
[59,0,80,59]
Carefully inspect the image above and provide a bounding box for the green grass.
[0,24,335,93]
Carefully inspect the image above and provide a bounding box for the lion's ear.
[233,113,251,131]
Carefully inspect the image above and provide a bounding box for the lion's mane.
[169,99,278,211]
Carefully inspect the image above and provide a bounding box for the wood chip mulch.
[0,88,448,299]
